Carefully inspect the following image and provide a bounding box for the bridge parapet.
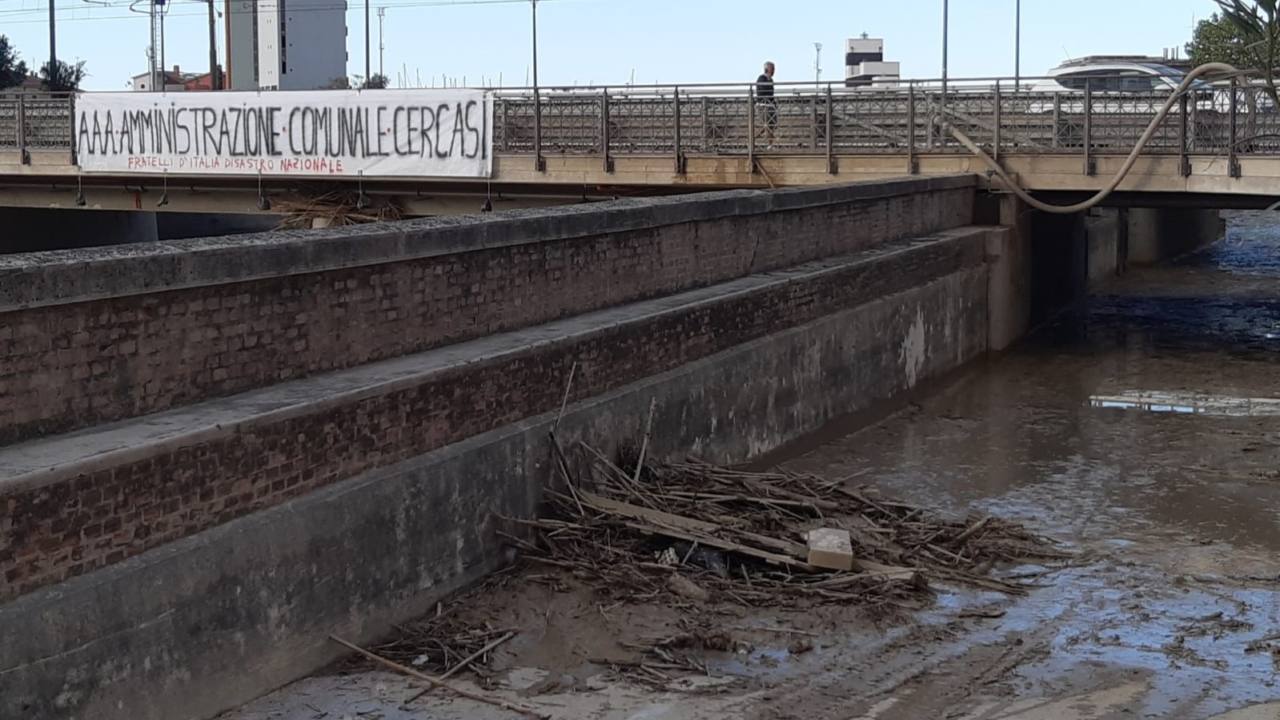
[3,76,1273,168]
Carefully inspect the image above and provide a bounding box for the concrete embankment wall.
[0,177,972,447]
[0,176,993,720]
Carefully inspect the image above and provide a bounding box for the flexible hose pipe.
[945,62,1239,214]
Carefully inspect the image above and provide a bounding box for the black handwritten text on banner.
[75,90,494,178]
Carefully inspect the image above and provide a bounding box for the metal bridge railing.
[3,76,1279,173]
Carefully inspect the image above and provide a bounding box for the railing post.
[1229,77,1242,179]
[700,96,709,152]
[500,99,509,152]
[533,89,545,173]
[810,95,818,151]
[1052,93,1061,149]
[825,84,836,175]
[68,94,77,166]
[1179,91,1191,178]
[1083,78,1095,176]
[993,79,1002,163]
[907,81,918,174]
[747,85,756,174]
[601,89,613,173]
[16,95,29,165]
[673,86,684,174]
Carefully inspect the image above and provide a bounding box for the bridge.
[4,76,1280,215]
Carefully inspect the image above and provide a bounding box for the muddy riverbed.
[225,213,1280,720]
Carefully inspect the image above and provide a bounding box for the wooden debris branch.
[511,436,1064,608]
[329,635,550,719]
[401,631,516,707]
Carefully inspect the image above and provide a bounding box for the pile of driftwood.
[509,436,1065,609]
[274,190,403,229]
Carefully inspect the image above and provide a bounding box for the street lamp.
[941,0,949,109]
[1015,0,1022,90]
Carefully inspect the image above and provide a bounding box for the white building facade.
[845,37,901,88]
[226,0,347,91]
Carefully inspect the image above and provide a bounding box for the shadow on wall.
[0,208,279,252]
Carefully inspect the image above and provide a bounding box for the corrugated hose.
[944,62,1239,214]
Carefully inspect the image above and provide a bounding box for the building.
[1055,54,1193,74]
[226,0,348,91]
[7,75,45,92]
[130,65,223,92]
[845,36,901,88]
[131,67,191,92]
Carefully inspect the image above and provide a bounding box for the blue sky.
[1,0,1220,91]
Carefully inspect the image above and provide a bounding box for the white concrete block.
[806,528,854,571]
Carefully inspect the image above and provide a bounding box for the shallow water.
[781,212,1280,719]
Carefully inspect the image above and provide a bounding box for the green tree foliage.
[362,74,389,89]
[1213,0,1280,104]
[0,35,29,89]
[40,59,87,92]
[1187,13,1252,66]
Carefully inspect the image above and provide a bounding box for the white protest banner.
[74,89,493,178]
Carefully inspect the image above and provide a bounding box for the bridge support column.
[986,195,1033,352]
[1125,208,1223,266]
[1084,208,1125,286]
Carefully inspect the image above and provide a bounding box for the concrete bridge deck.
[4,79,1280,214]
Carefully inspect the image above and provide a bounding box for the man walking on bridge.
[757,61,777,147]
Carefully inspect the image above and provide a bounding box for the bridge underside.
[4,151,1280,215]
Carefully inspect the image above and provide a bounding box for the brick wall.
[0,178,973,446]
[0,229,988,601]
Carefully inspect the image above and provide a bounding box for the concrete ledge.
[0,177,975,447]
[0,228,989,601]
[0,262,988,720]
[0,175,974,312]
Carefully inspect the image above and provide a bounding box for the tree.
[1187,13,1252,67]
[327,76,352,89]
[362,74,389,89]
[0,35,28,89]
[40,59,87,92]
[1213,0,1280,106]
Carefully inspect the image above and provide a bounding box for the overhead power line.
[0,0,577,21]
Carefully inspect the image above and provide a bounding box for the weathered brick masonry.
[0,228,987,600]
[0,177,973,446]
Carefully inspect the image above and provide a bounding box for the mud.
[223,212,1280,720]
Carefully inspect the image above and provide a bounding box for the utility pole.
[207,0,220,89]
[149,1,159,91]
[364,0,371,86]
[531,0,543,171]
[814,42,822,87]
[377,6,385,79]
[160,4,166,86]
[48,0,57,81]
